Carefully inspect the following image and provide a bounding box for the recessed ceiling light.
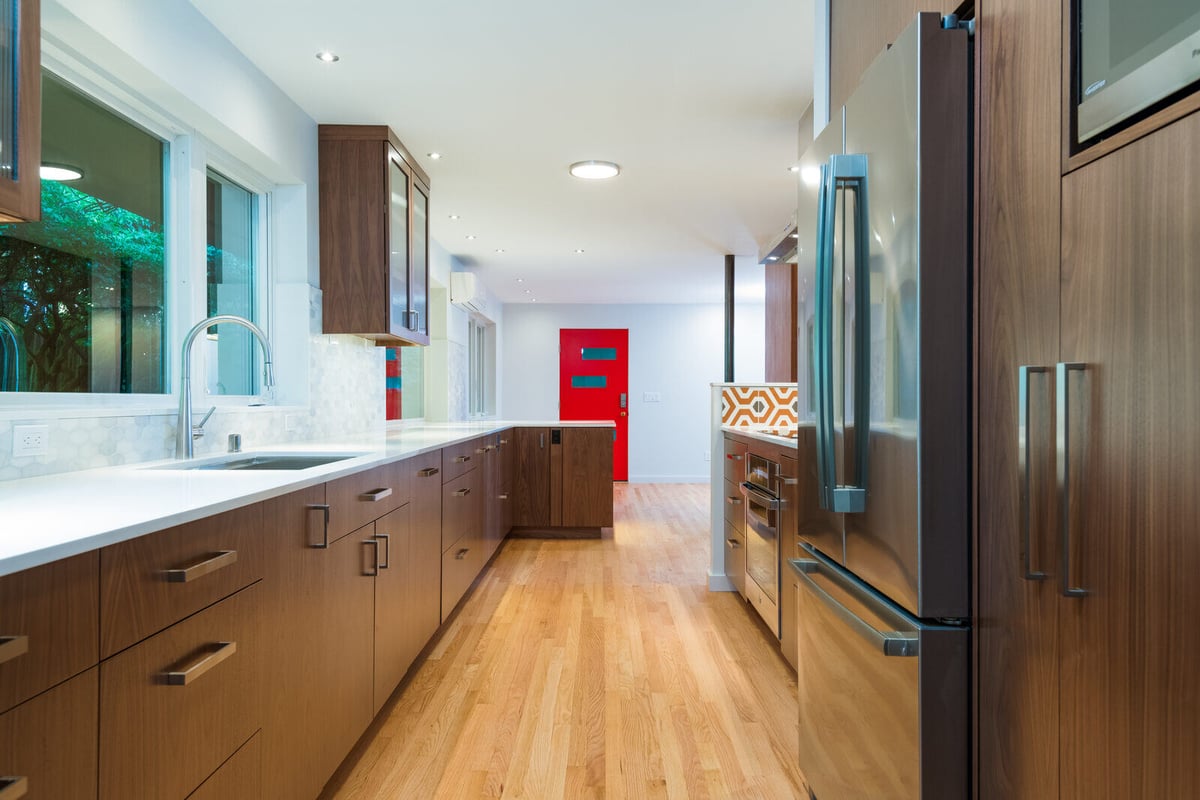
[788,165,801,173]
[448,214,460,220]
[766,256,779,262]
[466,234,477,240]
[791,233,799,239]
[428,152,442,160]
[569,160,620,180]
[495,248,505,253]
[524,289,532,294]
[530,298,537,302]
[516,278,524,283]
[574,248,585,254]
[315,50,340,63]
[40,163,83,181]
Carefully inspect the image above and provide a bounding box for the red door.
[559,328,628,481]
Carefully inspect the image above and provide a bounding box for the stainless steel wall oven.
[741,453,781,634]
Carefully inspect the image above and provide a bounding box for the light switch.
[642,391,662,403]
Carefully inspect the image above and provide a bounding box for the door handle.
[307,503,331,549]
[375,533,390,569]
[619,392,627,409]
[1019,365,1050,581]
[1057,362,1089,598]
[364,539,380,577]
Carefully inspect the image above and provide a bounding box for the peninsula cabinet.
[512,426,614,531]
[513,426,551,527]
[976,8,1200,793]
[319,124,431,346]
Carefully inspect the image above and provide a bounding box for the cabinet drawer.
[100,503,264,658]
[724,521,746,598]
[723,438,747,482]
[188,730,261,800]
[0,552,98,714]
[100,582,262,800]
[722,478,745,533]
[441,437,483,483]
[441,535,483,623]
[403,449,444,486]
[442,469,483,553]
[0,667,98,800]
[327,462,408,542]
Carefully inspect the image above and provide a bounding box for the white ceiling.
[189,0,814,305]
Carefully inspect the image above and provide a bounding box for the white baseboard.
[708,572,736,592]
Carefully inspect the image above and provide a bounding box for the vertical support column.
[724,253,735,382]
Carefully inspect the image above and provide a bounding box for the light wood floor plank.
[322,484,805,800]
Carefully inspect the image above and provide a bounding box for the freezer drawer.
[790,547,967,800]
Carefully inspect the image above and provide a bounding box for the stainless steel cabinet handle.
[725,453,743,461]
[1057,362,1089,598]
[359,487,393,502]
[364,539,380,577]
[1019,365,1050,581]
[455,548,470,560]
[725,496,742,505]
[0,776,28,799]
[539,433,545,449]
[778,476,798,486]
[418,466,440,477]
[792,552,920,657]
[376,533,390,569]
[726,538,741,549]
[165,550,237,583]
[164,641,237,686]
[454,454,471,463]
[499,438,509,445]
[307,503,331,549]
[453,487,471,497]
[0,635,29,666]
[498,493,509,500]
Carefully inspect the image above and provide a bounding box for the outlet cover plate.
[13,424,49,457]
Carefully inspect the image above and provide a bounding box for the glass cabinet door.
[0,0,39,222]
[411,182,429,335]
[387,151,410,335]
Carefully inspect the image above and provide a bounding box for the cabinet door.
[975,0,1063,795]
[561,427,613,527]
[778,454,799,669]
[260,487,374,800]
[1057,113,1200,799]
[411,180,429,336]
[0,0,40,223]
[0,667,97,800]
[387,147,411,337]
[408,451,444,654]
[499,430,514,535]
[372,504,411,714]
[513,427,551,527]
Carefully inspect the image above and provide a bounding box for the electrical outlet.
[643,391,662,403]
[285,414,301,433]
[13,424,49,457]
[704,451,711,462]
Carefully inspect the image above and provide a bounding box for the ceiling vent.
[450,272,489,317]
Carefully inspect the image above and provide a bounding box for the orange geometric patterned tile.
[722,385,798,427]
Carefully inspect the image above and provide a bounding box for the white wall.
[500,303,765,482]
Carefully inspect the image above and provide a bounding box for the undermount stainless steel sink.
[153,452,366,471]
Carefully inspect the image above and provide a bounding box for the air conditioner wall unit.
[450,272,488,317]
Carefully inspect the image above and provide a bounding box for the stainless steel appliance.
[1077,0,1200,142]
[791,13,970,799]
[740,453,781,635]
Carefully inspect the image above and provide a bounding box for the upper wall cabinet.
[0,0,41,222]
[319,125,430,346]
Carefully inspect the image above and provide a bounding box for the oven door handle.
[790,548,921,657]
[739,481,780,511]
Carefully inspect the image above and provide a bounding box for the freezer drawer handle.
[1018,365,1050,581]
[792,558,919,657]
[1056,362,1089,598]
[0,776,28,800]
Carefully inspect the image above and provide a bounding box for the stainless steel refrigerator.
[789,13,971,800]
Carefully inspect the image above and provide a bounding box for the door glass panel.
[570,375,606,389]
[411,183,428,334]
[580,347,617,360]
[388,155,409,333]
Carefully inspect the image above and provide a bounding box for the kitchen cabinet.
[976,3,1200,796]
[260,485,374,800]
[372,503,413,714]
[0,0,41,223]
[441,466,484,619]
[406,450,444,665]
[480,432,506,562]
[513,426,613,531]
[0,667,97,800]
[764,261,797,382]
[513,426,551,527]
[777,453,798,670]
[188,731,261,800]
[319,124,431,346]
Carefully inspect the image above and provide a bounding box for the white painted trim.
[814,0,831,135]
[708,572,737,592]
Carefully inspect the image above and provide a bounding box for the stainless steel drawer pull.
[1057,362,1089,598]
[0,635,29,666]
[455,548,470,560]
[1019,365,1050,581]
[453,487,471,497]
[165,550,237,584]
[418,466,440,477]
[499,438,509,445]
[454,455,472,463]
[376,533,390,569]
[0,776,28,800]
[726,538,741,549]
[498,493,509,500]
[364,539,380,577]
[307,503,331,549]
[725,453,743,461]
[164,641,237,686]
[725,496,742,505]
[359,487,393,502]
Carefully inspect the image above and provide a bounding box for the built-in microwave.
[1076,0,1200,143]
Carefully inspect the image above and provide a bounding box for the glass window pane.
[570,375,607,389]
[580,347,617,361]
[205,170,257,395]
[0,73,166,393]
[388,155,408,332]
[385,345,424,420]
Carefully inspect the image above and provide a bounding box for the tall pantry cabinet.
[975,1,1200,798]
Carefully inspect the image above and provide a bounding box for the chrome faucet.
[176,315,274,459]
[0,316,22,392]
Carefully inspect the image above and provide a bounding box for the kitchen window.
[468,318,495,417]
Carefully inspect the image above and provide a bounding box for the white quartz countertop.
[0,420,614,577]
[720,425,802,449]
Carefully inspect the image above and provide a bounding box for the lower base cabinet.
[188,731,262,800]
[0,668,98,800]
[373,503,413,714]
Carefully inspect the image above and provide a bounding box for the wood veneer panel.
[513,427,551,527]
[188,730,262,800]
[561,427,614,528]
[1058,110,1200,800]
[0,667,97,799]
[974,0,1063,796]
[407,450,445,661]
[764,262,798,383]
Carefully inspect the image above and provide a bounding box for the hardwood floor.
[322,483,805,800]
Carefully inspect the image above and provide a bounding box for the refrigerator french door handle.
[1057,362,1089,598]
[823,153,871,514]
[1019,365,1050,581]
[790,551,920,657]
[813,161,836,510]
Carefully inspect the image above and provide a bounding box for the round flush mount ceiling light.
[569,160,620,180]
[40,163,83,181]
[316,51,340,63]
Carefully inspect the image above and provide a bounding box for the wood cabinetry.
[777,453,799,670]
[0,667,97,800]
[513,426,613,531]
[318,125,431,346]
[441,466,484,619]
[513,426,551,527]
[372,503,413,714]
[0,552,97,714]
[0,0,41,223]
[764,261,798,383]
[188,731,261,800]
